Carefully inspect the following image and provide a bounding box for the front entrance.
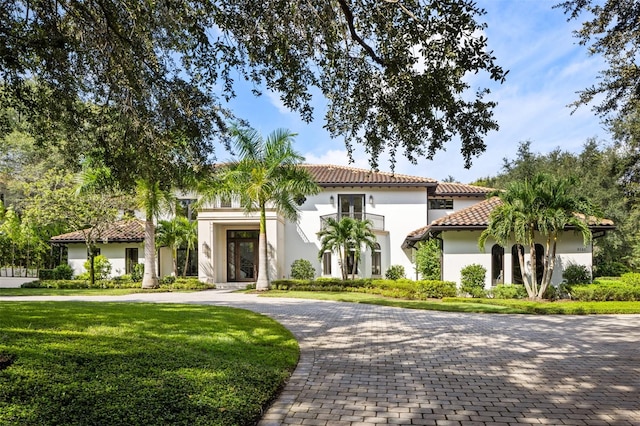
[227,230,259,282]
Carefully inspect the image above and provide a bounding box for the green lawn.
[0,288,166,296]
[259,290,640,314]
[0,302,298,425]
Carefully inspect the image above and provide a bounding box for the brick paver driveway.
[2,291,639,425]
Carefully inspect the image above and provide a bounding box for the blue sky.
[220,0,607,183]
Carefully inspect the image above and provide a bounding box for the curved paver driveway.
[1,291,639,426]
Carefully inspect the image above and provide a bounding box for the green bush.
[131,263,144,282]
[489,284,528,299]
[38,269,54,280]
[570,279,640,301]
[594,261,629,278]
[562,262,591,284]
[460,264,487,298]
[620,272,640,286]
[415,280,457,298]
[83,255,112,280]
[290,259,315,280]
[53,264,74,280]
[414,240,441,280]
[385,265,406,280]
[160,275,176,285]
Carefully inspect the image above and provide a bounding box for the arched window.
[372,243,382,276]
[512,244,524,284]
[491,245,504,286]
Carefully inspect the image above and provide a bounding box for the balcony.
[320,213,385,231]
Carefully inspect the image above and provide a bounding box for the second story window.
[429,199,454,210]
[339,194,364,220]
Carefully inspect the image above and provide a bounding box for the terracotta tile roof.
[51,219,145,243]
[301,164,437,187]
[403,197,616,247]
[434,182,495,196]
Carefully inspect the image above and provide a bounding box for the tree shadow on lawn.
[0,302,298,426]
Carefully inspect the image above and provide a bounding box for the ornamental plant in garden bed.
[270,278,457,299]
[0,302,298,426]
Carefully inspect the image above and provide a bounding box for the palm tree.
[211,125,320,290]
[179,217,198,277]
[348,218,377,280]
[318,216,354,280]
[136,179,174,289]
[317,216,377,280]
[479,174,595,299]
[155,218,183,277]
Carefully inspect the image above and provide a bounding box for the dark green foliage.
[414,280,458,299]
[0,302,297,425]
[595,261,630,278]
[562,262,592,284]
[290,259,315,280]
[414,239,441,280]
[385,265,406,280]
[21,278,213,290]
[489,284,528,299]
[270,278,457,300]
[460,264,487,298]
[571,279,640,301]
[38,269,54,280]
[1,0,506,172]
[52,264,74,280]
[131,263,144,282]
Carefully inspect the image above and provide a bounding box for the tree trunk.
[182,247,190,278]
[142,216,159,289]
[537,234,558,299]
[517,247,534,298]
[255,203,270,291]
[172,247,178,277]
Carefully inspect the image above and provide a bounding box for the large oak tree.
[1,0,506,170]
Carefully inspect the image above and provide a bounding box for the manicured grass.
[0,302,298,425]
[0,288,168,296]
[259,290,640,314]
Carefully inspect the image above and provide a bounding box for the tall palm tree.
[136,179,174,289]
[179,217,198,277]
[317,216,354,280]
[348,218,377,280]
[155,218,183,277]
[479,174,595,299]
[214,125,320,290]
[317,216,377,280]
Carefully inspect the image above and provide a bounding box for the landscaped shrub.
[594,261,629,278]
[415,280,457,298]
[414,240,441,280]
[385,265,405,280]
[460,264,487,297]
[489,284,527,299]
[20,278,215,290]
[620,272,640,286]
[570,279,640,301]
[53,264,74,280]
[38,269,54,280]
[131,263,144,282]
[83,255,112,280]
[290,259,315,280]
[562,262,591,284]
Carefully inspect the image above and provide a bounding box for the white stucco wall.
[67,242,144,278]
[441,231,594,288]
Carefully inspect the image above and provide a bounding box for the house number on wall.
[577,247,587,252]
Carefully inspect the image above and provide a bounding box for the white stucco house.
[50,164,614,287]
[197,164,614,288]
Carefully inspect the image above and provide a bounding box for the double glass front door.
[227,230,259,282]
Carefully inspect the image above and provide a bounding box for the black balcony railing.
[320,213,385,231]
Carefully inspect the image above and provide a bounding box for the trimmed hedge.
[269,278,457,299]
[21,278,215,291]
[570,279,640,301]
